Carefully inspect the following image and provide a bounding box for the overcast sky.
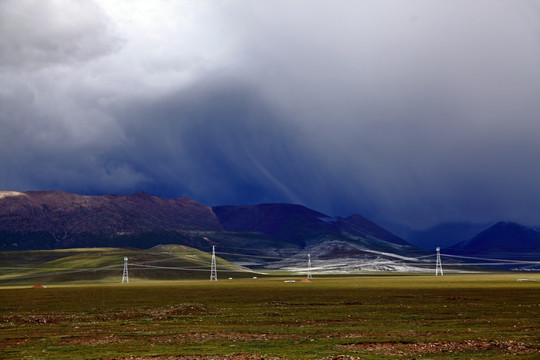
[2,0,540,230]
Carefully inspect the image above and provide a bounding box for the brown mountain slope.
[0,190,222,250]
[0,190,427,270]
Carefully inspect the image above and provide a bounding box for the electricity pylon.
[307,253,312,279]
[435,247,444,276]
[122,256,129,283]
[210,246,217,281]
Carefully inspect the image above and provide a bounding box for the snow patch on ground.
[359,248,423,261]
[231,239,477,274]
[269,257,434,273]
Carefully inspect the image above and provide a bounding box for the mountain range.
[444,221,540,270]
[1,190,539,271]
[0,190,429,272]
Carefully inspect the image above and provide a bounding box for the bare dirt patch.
[108,356,364,360]
[61,331,298,346]
[340,339,539,356]
[3,313,76,324]
[93,304,212,321]
[105,354,285,360]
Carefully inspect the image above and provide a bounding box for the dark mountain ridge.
[212,203,426,270]
[0,190,221,250]
[447,221,540,255]
[7,190,540,271]
[213,203,408,248]
[0,190,428,272]
[444,221,540,269]
[405,222,494,250]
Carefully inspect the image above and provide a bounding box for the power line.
[442,253,540,264]
[2,246,540,283]
[215,251,284,260]
[133,263,257,273]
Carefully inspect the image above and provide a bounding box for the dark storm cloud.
[2,0,540,229]
[111,79,321,206]
[228,0,540,227]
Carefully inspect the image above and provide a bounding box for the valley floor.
[1,274,539,359]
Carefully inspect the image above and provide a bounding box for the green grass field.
[1,274,539,359]
[0,246,254,285]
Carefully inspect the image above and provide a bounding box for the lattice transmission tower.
[435,247,444,276]
[307,253,312,279]
[210,246,217,281]
[122,256,129,283]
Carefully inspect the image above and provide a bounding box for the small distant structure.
[122,256,129,283]
[307,253,312,279]
[435,247,443,276]
[210,246,217,281]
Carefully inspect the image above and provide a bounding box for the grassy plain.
[0,246,252,285]
[1,274,539,359]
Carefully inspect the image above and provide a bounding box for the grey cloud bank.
[1,0,540,230]
[0,0,118,69]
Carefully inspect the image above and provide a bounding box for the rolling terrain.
[0,191,433,272]
[3,190,539,273]
[0,245,252,285]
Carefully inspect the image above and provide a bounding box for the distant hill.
[445,221,540,268]
[0,245,251,285]
[406,222,493,250]
[213,203,408,248]
[212,204,426,271]
[0,190,222,250]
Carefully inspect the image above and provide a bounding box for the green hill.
[0,245,254,285]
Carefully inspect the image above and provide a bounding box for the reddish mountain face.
[0,191,423,266]
[0,191,222,250]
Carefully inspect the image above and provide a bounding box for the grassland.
[1,274,539,359]
[0,246,253,285]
